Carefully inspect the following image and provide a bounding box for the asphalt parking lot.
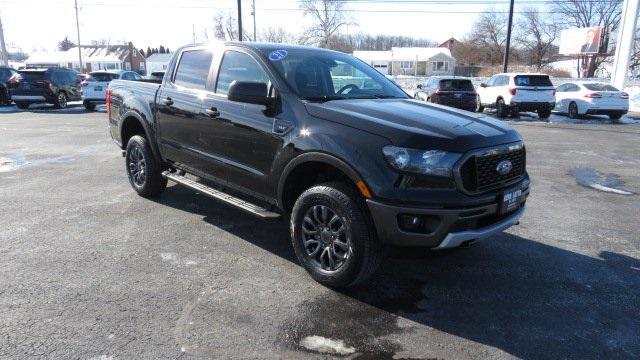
[1,103,639,359]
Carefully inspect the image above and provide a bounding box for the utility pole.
[611,0,639,90]
[237,0,243,41]
[502,0,515,73]
[251,0,256,41]
[0,12,9,66]
[74,0,83,72]
[192,24,196,44]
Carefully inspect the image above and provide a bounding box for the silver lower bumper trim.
[434,206,526,249]
[11,95,46,101]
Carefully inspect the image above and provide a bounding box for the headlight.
[383,146,462,177]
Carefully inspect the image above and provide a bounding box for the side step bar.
[162,171,281,220]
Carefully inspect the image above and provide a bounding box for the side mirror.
[228,81,269,106]
[479,83,487,88]
[417,84,423,89]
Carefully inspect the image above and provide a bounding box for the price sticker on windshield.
[268,49,288,61]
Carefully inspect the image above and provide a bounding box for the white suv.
[81,70,142,111]
[476,73,556,119]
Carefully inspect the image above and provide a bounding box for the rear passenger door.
[201,49,282,197]
[156,48,220,175]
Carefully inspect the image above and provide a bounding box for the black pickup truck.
[107,42,529,287]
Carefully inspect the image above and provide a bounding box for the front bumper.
[366,181,529,248]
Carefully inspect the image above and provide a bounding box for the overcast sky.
[1,0,532,53]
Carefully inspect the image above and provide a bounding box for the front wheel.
[125,135,167,198]
[568,102,579,119]
[290,182,383,287]
[83,101,96,111]
[54,92,68,109]
[496,98,508,118]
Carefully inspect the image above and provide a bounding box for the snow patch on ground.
[299,335,356,355]
[160,252,197,266]
[624,86,640,113]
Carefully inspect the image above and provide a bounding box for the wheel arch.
[277,152,368,213]
[120,112,162,163]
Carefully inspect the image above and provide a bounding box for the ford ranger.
[107,42,529,287]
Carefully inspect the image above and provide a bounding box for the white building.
[25,45,147,74]
[354,47,456,76]
[145,53,173,75]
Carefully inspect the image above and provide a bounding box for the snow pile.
[624,86,640,113]
[299,335,356,355]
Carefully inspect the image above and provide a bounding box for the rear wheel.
[475,97,484,113]
[0,88,10,105]
[125,135,167,198]
[83,101,96,111]
[568,102,579,119]
[609,113,622,121]
[538,107,551,120]
[54,92,68,109]
[290,182,383,287]
[495,98,508,118]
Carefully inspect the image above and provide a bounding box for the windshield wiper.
[302,95,347,102]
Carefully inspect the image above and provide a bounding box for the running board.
[162,171,281,220]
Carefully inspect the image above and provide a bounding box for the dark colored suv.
[0,66,18,105]
[7,67,82,109]
[415,76,478,112]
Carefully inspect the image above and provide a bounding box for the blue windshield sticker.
[268,49,288,61]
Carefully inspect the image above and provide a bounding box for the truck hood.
[304,98,522,152]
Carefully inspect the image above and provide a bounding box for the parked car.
[107,42,529,287]
[81,70,142,111]
[0,66,18,105]
[477,73,555,119]
[554,82,628,120]
[7,67,81,109]
[414,76,478,112]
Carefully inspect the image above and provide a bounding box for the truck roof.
[182,41,344,55]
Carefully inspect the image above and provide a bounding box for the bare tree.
[515,9,559,70]
[260,27,297,44]
[299,0,351,48]
[466,10,508,65]
[554,0,622,77]
[213,11,238,41]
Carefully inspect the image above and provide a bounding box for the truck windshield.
[260,48,407,101]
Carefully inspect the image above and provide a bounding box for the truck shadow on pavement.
[154,185,640,359]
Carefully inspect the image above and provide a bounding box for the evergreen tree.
[147,46,153,56]
[159,45,166,54]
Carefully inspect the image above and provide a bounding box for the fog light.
[399,214,423,232]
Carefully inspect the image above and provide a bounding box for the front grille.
[458,144,525,193]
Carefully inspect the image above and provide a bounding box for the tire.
[15,102,30,109]
[568,102,579,119]
[609,113,622,121]
[426,97,431,103]
[0,88,10,105]
[495,98,508,118]
[475,97,484,113]
[54,92,68,109]
[290,181,383,287]
[538,108,551,120]
[509,107,520,118]
[125,135,167,198]
[84,102,96,111]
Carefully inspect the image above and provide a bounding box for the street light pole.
[237,0,243,41]
[0,12,9,66]
[502,0,515,73]
[252,0,256,41]
[74,0,83,72]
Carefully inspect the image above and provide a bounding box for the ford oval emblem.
[496,160,513,175]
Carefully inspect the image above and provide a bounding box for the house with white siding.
[354,47,456,76]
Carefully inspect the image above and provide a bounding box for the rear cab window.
[90,72,119,82]
[438,79,474,91]
[173,50,213,89]
[514,75,552,87]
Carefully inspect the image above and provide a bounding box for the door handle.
[204,107,220,118]
[162,97,173,106]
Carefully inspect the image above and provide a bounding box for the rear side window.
[173,50,213,89]
[439,79,474,91]
[216,50,270,95]
[514,75,552,87]
[90,73,119,82]
[18,71,46,81]
[583,83,618,92]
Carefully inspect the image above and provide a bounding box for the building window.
[124,62,131,71]
[139,62,145,70]
[400,61,413,69]
[431,61,449,72]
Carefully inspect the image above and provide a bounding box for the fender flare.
[120,110,162,163]
[277,152,363,208]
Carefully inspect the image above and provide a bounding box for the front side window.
[260,48,407,100]
[216,51,270,95]
[173,50,213,89]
